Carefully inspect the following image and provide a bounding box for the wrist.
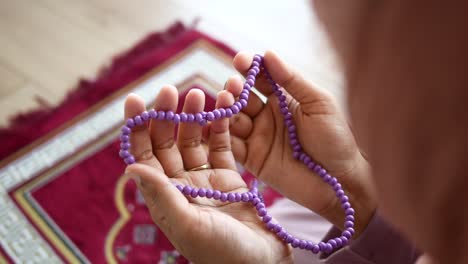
[324,153,377,238]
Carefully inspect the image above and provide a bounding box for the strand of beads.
[119,54,355,254]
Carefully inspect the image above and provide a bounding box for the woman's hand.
[221,51,377,235]
[124,87,292,263]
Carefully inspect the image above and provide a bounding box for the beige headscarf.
[314,1,468,263]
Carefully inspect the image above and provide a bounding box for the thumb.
[263,50,333,113]
[125,163,194,236]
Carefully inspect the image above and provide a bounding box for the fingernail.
[224,80,229,90]
[125,171,141,185]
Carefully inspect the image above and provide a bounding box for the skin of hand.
[124,88,292,263]
[217,50,377,236]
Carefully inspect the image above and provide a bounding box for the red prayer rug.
[0,22,280,263]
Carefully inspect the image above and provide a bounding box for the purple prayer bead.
[225,108,233,117]
[213,190,221,200]
[119,150,130,158]
[341,195,349,203]
[345,220,354,228]
[318,169,327,177]
[183,186,192,195]
[218,108,226,117]
[329,239,337,249]
[173,114,180,124]
[262,215,272,223]
[266,222,275,230]
[157,111,165,120]
[234,193,242,202]
[334,237,343,247]
[312,244,320,254]
[191,188,198,198]
[240,99,248,107]
[241,193,249,202]
[299,240,307,249]
[220,193,228,202]
[231,105,240,114]
[240,93,248,100]
[187,113,195,122]
[325,243,333,253]
[257,208,267,217]
[126,118,135,128]
[165,111,174,121]
[206,112,215,121]
[286,234,294,243]
[256,202,265,210]
[318,242,327,251]
[345,215,355,222]
[342,202,351,210]
[213,109,221,119]
[180,113,187,122]
[293,144,301,152]
[341,236,349,245]
[345,208,355,216]
[176,185,183,192]
[291,239,300,248]
[278,230,287,239]
[198,188,206,197]
[227,193,236,202]
[124,156,135,164]
[334,183,342,191]
[120,142,131,150]
[134,115,143,125]
[205,189,213,198]
[120,134,129,142]
[149,109,157,119]
[121,126,131,135]
[253,54,262,62]
[273,225,282,233]
[252,197,260,205]
[342,230,352,239]
[336,189,345,197]
[141,111,149,121]
[195,113,203,122]
[306,241,314,251]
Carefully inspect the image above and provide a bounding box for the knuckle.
[154,138,175,150]
[180,135,202,148]
[135,149,154,162]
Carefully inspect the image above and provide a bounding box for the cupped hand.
[124,87,292,263]
[220,51,377,235]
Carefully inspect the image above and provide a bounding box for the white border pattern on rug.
[0,47,236,263]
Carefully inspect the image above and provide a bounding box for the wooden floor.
[0,0,341,127]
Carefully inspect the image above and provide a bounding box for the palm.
[245,94,361,214]
[167,168,290,263]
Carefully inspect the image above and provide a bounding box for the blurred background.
[0,0,342,127]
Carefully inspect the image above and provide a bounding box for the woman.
[124,1,468,263]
